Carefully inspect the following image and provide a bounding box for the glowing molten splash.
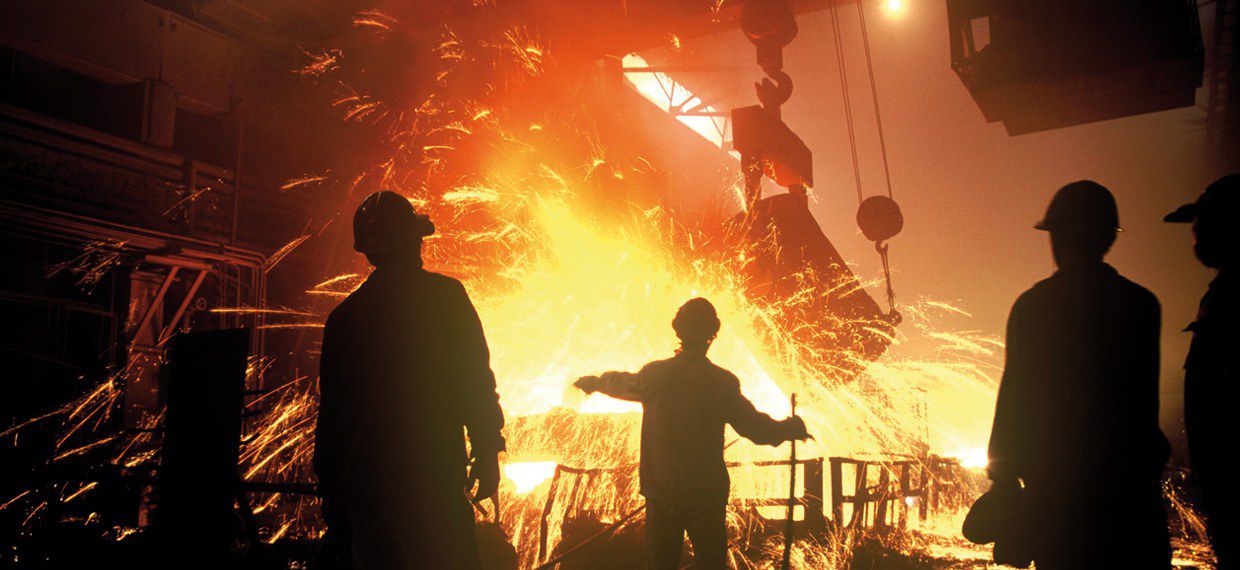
[953,447,989,470]
[504,461,558,495]
[470,199,792,420]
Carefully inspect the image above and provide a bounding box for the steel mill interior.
[0,0,1235,568]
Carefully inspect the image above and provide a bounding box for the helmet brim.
[1163,203,1197,223]
[1034,221,1122,232]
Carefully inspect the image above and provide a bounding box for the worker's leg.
[644,499,686,570]
[683,501,728,570]
[316,493,352,570]
[1200,471,1237,570]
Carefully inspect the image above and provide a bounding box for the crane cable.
[830,0,901,318]
[857,0,896,201]
[829,0,864,205]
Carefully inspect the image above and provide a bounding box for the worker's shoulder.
[645,356,738,385]
[716,365,742,387]
[1018,270,1158,308]
[1109,272,1160,309]
[700,359,741,386]
[641,357,678,373]
[418,269,470,295]
[324,286,364,327]
[1011,281,1049,312]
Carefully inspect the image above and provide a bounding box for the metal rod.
[781,393,797,570]
[129,266,179,350]
[158,268,208,344]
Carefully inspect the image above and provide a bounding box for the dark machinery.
[949,0,1204,135]
[729,0,899,377]
[733,0,814,209]
[155,328,250,560]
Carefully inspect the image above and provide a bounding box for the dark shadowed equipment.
[728,0,895,376]
[732,105,815,190]
[732,0,815,209]
[949,0,1204,135]
[156,328,250,557]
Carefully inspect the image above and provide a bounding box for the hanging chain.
[876,241,900,323]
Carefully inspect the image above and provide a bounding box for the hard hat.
[1034,180,1121,232]
[672,298,721,342]
[1165,174,1240,224]
[352,191,435,254]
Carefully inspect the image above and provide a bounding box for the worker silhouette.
[573,298,809,570]
[1165,175,1239,570]
[987,181,1171,568]
[313,191,505,569]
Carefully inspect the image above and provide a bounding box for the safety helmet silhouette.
[672,298,721,343]
[1034,181,1121,233]
[352,191,435,255]
[1165,174,1240,224]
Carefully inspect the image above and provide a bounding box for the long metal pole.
[781,393,797,570]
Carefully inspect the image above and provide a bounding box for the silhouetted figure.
[987,181,1171,568]
[573,298,809,570]
[314,191,505,569]
[1166,175,1239,570]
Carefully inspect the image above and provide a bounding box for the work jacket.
[588,350,795,504]
[988,263,1168,484]
[314,256,505,503]
[1184,270,1238,475]
[986,262,1170,566]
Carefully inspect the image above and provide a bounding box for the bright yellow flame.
[504,461,558,494]
[952,447,989,469]
[454,187,1003,508]
[472,199,791,419]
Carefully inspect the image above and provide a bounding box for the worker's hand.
[784,415,812,441]
[466,453,501,503]
[573,375,599,394]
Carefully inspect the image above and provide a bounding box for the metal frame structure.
[827,455,970,530]
[535,456,828,566]
[0,58,270,544]
[1206,0,1238,164]
[621,63,739,150]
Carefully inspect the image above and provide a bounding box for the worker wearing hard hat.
[573,298,810,570]
[1166,175,1239,570]
[985,181,1171,568]
[314,191,506,569]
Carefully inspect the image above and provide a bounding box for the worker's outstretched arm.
[724,373,808,446]
[574,366,652,402]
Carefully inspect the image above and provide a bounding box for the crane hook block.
[856,195,903,243]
